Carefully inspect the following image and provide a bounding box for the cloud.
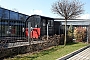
[77,14,90,19]
[30,9,43,15]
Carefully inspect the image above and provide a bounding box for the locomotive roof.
[26,15,54,22]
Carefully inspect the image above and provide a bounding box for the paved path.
[67,47,90,60]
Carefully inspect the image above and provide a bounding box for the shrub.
[73,27,86,42]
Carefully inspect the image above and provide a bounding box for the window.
[4,10,9,19]
[51,20,53,26]
[0,8,3,18]
[0,8,9,19]
[27,16,41,28]
[10,11,18,20]
[19,14,26,21]
[42,19,46,26]
[34,16,41,27]
[0,25,9,36]
[48,20,53,27]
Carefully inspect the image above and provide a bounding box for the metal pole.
[87,26,88,44]
[28,22,31,45]
[31,27,33,42]
[59,25,60,35]
[47,23,48,40]
[64,20,67,46]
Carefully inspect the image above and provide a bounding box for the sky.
[0,0,90,19]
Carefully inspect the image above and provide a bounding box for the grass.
[5,42,88,60]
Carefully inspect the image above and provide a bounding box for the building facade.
[0,7,29,37]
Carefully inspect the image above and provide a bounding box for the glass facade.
[0,7,29,20]
[0,7,29,37]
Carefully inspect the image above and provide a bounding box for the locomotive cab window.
[48,20,53,27]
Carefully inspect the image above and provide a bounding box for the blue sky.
[0,0,90,19]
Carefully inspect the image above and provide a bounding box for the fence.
[0,35,61,58]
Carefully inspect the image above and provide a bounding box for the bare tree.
[51,0,84,45]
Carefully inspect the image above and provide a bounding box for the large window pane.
[0,8,3,18]
[10,11,18,20]
[4,10,9,19]
[48,20,53,27]
[0,20,9,36]
[42,19,46,26]
[19,14,26,21]
[0,25,8,36]
[0,8,9,19]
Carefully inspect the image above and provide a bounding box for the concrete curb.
[56,44,90,60]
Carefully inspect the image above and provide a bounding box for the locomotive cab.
[26,15,54,38]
